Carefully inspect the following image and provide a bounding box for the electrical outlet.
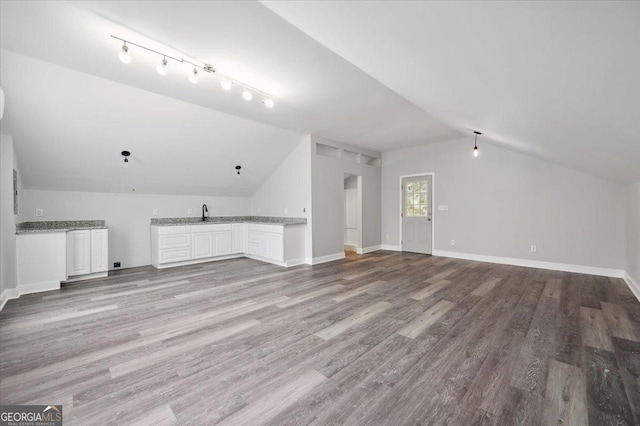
[530,245,537,253]
[113,262,121,268]
[35,208,44,217]
[451,239,456,246]
[385,234,389,240]
[284,208,288,214]
[152,208,158,216]
[257,208,261,214]
[187,208,193,215]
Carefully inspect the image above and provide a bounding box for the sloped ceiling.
[0,1,461,197]
[264,1,640,183]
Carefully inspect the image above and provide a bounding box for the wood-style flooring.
[1,251,639,425]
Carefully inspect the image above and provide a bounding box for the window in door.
[406,180,427,217]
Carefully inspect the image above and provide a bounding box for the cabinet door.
[268,233,284,261]
[90,229,109,273]
[67,230,91,276]
[192,232,214,259]
[213,231,232,256]
[232,223,246,254]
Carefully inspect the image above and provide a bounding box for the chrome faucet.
[202,204,208,222]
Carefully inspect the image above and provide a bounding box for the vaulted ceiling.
[1,1,638,197]
[264,1,640,183]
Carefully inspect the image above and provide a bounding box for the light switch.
[152,208,158,216]
[438,205,449,211]
[35,208,43,217]
[187,208,193,215]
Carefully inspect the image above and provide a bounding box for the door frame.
[399,172,435,254]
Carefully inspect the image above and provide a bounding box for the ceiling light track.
[111,35,275,108]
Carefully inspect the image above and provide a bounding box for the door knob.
[428,212,432,221]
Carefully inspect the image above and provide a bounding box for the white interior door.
[402,176,432,254]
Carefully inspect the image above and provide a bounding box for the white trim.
[399,172,435,255]
[18,280,61,295]
[624,272,640,302]
[285,258,307,267]
[0,288,20,312]
[433,249,624,278]
[310,252,346,265]
[244,254,287,267]
[154,254,244,269]
[64,272,108,283]
[357,245,381,254]
[380,244,402,251]
[344,244,358,252]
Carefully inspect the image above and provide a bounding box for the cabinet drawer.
[156,225,191,235]
[191,224,232,233]
[247,224,284,235]
[158,233,191,249]
[159,247,192,263]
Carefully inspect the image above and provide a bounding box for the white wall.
[0,134,23,300]
[22,190,250,269]
[627,182,640,286]
[312,137,381,258]
[344,175,359,249]
[250,136,311,218]
[250,136,312,259]
[382,137,627,271]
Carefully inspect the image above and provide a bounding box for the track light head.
[157,57,168,76]
[263,99,274,108]
[119,43,131,64]
[242,90,253,101]
[220,80,232,91]
[189,67,198,84]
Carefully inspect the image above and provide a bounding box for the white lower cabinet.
[151,222,305,269]
[91,229,109,273]
[67,230,91,276]
[67,229,109,278]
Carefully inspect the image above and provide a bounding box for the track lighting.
[473,131,481,157]
[121,150,131,168]
[111,35,275,109]
[119,43,131,64]
[157,57,168,76]
[189,67,198,84]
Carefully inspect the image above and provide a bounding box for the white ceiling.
[0,49,304,196]
[264,1,640,183]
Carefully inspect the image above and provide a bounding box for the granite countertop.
[16,220,107,234]
[151,216,307,226]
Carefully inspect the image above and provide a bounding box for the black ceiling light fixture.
[473,131,481,157]
[121,150,131,168]
[235,165,242,176]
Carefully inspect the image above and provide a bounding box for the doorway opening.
[344,173,362,253]
[400,173,434,255]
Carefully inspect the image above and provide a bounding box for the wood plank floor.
[1,251,639,425]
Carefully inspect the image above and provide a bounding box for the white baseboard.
[357,245,381,255]
[285,258,307,267]
[310,252,346,265]
[18,280,61,295]
[0,288,20,312]
[624,272,640,302]
[64,272,108,283]
[380,244,402,251]
[433,250,625,278]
